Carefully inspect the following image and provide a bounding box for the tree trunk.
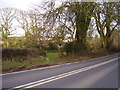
[75,13,91,54]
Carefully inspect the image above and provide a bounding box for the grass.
[2,51,111,73]
[3,52,59,71]
[3,60,27,69]
[47,52,59,59]
[3,57,53,70]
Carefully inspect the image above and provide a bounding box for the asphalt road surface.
[1,53,120,89]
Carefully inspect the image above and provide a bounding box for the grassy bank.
[2,51,113,74]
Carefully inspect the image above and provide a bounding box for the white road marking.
[74,62,79,64]
[2,64,62,76]
[47,65,61,68]
[65,63,71,65]
[10,57,118,89]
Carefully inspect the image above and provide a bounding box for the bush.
[109,44,120,53]
[64,41,75,56]
[2,48,46,60]
[47,42,58,50]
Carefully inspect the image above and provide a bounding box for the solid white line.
[85,53,119,62]
[2,64,62,76]
[47,65,61,68]
[74,62,79,64]
[2,53,119,76]
[10,57,118,89]
[22,58,119,88]
[65,63,71,65]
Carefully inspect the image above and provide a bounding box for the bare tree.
[0,8,16,40]
[17,9,46,48]
[94,2,118,51]
[42,1,95,54]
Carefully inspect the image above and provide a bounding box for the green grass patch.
[3,59,27,69]
[47,52,59,59]
[30,56,54,65]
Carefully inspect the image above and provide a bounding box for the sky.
[0,0,62,37]
[0,0,44,10]
[0,0,117,37]
[0,0,45,37]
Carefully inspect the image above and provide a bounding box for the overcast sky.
[0,0,63,37]
[0,0,46,37]
[0,0,44,10]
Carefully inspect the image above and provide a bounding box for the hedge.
[2,48,46,60]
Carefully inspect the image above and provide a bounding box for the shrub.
[64,41,92,56]
[64,41,75,56]
[2,48,46,61]
[47,42,58,50]
[109,44,120,53]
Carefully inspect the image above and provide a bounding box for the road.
[1,53,120,89]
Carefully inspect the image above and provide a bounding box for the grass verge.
[2,51,114,74]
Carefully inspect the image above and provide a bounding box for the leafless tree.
[0,8,16,40]
[94,2,118,51]
[17,9,46,48]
